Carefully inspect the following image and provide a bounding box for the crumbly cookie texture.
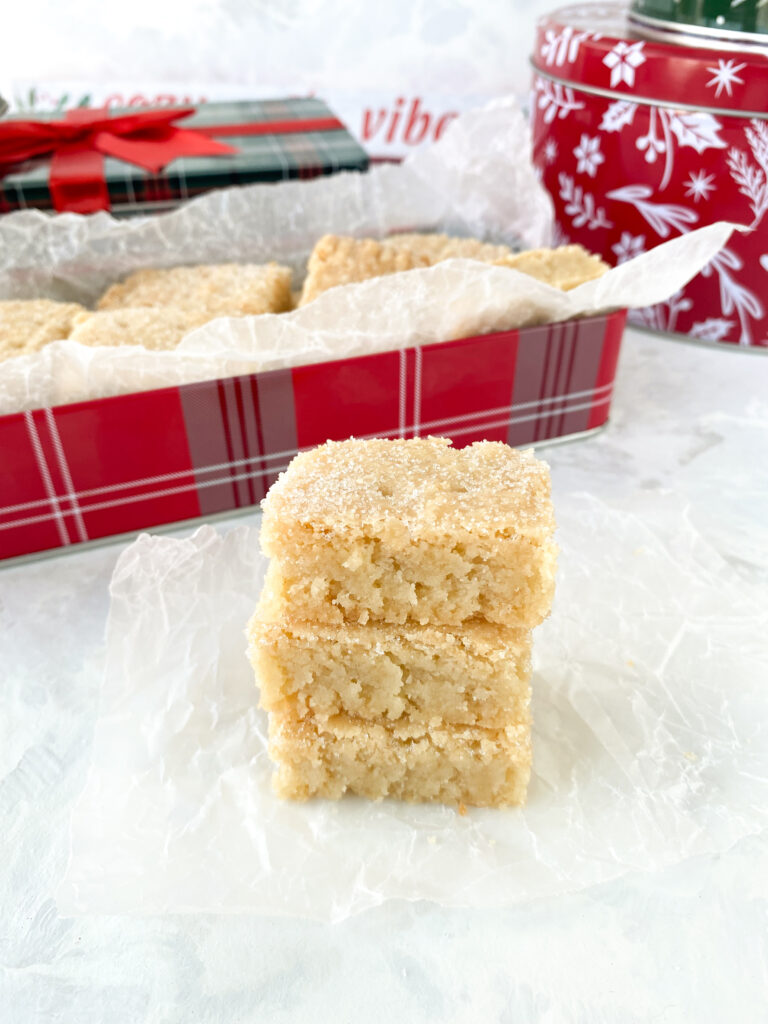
[97,262,293,322]
[298,233,608,304]
[249,583,532,729]
[494,244,609,291]
[298,234,431,305]
[69,307,196,350]
[0,299,88,361]
[268,711,532,807]
[260,437,557,628]
[387,232,513,264]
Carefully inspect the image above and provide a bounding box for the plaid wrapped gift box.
[0,97,369,215]
[0,310,626,562]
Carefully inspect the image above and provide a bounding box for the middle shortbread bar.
[260,437,557,628]
[248,584,532,730]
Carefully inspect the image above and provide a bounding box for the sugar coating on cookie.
[260,437,557,628]
[0,299,88,361]
[298,234,431,305]
[69,307,195,350]
[268,711,532,807]
[97,262,293,323]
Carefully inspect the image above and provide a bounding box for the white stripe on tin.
[43,409,89,543]
[398,348,407,437]
[412,346,423,437]
[0,380,616,519]
[123,161,137,207]
[531,64,768,121]
[1,390,612,534]
[22,412,69,546]
[447,394,610,440]
[261,132,291,180]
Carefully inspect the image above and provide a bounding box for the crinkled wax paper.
[58,492,768,922]
[0,97,736,415]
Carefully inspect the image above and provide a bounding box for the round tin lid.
[630,0,768,40]
[532,3,768,115]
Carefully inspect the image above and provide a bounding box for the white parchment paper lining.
[0,98,736,415]
[58,488,768,922]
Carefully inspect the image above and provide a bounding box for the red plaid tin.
[0,310,626,562]
[531,2,768,347]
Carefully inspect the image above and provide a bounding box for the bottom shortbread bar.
[269,713,532,807]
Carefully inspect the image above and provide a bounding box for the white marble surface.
[2,327,768,1022]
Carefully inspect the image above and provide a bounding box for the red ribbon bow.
[0,107,238,213]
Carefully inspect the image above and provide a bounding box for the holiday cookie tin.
[0,311,626,562]
[532,2,768,346]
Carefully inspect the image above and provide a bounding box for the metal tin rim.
[630,322,768,354]
[628,10,768,51]
[531,61,768,120]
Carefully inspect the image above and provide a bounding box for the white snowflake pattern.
[705,58,747,99]
[544,138,558,164]
[684,170,716,203]
[602,40,646,89]
[629,290,692,334]
[534,77,585,124]
[601,102,725,191]
[689,318,735,341]
[700,247,763,346]
[612,232,646,264]
[727,121,768,230]
[636,110,666,166]
[573,134,604,177]
[559,173,613,230]
[539,25,594,67]
[606,184,699,237]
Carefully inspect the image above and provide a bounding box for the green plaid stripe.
[1,97,368,213]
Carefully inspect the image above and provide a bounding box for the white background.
[0,0,557,157]
[2,3,768,1021]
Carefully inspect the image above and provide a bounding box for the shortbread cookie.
[386,232,513,263]
[298,233,608,304]
[0,299,88,360]
[495,244,609,291]
[260,437,557,628]
[298,235,430,305]
[249,585,532,729]
[97,262,293,323]
[268,711,532,807]
[391,234,608,289]
[69,307,195,350]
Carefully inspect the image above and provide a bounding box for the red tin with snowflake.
[532,2,768,347]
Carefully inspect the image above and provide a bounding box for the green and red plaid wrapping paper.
[0,310,626,562]
[0,97,369,215]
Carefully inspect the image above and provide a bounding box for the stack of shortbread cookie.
[248,436,557,808]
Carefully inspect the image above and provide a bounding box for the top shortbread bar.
[260,437,557,628]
